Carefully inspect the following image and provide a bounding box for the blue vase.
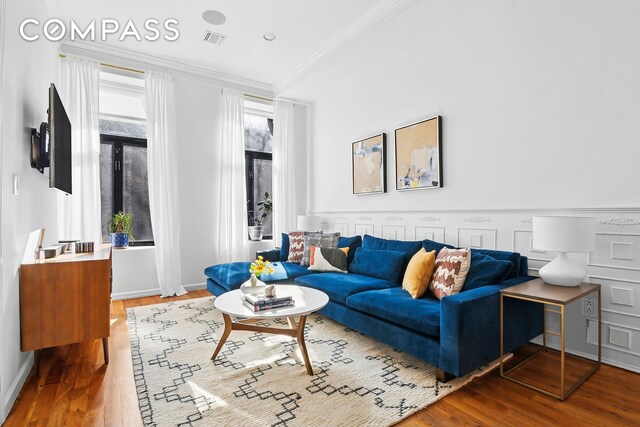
[111,232,129,248]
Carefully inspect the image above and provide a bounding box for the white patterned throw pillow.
[429,248,471,300]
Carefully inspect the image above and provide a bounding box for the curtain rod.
[59,54,145,74]
[244,93,273,103]
[60,54,274,101]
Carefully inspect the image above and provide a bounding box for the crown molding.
[60,40,274,97]
[311,204,640,215]
[275,0,416,93]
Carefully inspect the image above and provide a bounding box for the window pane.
[244,114,273,153]
[100,118,147,139]
[122,145,153,241]
[100,144,113,242]
[253,158,273,237]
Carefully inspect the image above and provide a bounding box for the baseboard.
[530,337,640,374]
[184,282,207,291]
[2,352,34,422]
[111,283,208,301]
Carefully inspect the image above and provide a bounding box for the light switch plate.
[13,174,20,195]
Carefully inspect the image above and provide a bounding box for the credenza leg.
[102,337,110,364]
[34,349,40,376]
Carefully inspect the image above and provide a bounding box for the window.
[244,99,274,239]
[99,70,153,245]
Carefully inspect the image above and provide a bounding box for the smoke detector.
[203,31,227,45]
[202,10,226,26]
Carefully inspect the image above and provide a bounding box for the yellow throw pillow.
[402,248,436,299]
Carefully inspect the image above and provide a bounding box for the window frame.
[245,150,273,240]
[100,133,154,246]
[243,100,274,241]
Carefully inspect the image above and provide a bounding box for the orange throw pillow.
[402,248,436,299]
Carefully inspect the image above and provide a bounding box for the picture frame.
[352,133,387,195]
[394,115,442,191]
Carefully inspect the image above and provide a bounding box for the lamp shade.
[297,215,323,232]
[532,216,596,253]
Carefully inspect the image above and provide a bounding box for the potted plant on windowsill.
[248,192,272,241]
[107,211,134,248]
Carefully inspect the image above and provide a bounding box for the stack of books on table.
[243,293,295,312]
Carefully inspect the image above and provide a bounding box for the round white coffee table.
[212,285,329,375]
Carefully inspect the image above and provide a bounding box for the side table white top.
[214,285,329,319]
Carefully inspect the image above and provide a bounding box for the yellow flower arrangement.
[249,256,275,277]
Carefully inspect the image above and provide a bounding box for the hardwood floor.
[5,290,640,426]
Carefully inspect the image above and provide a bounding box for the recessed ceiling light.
[263,32,276,42]
[202,10,226,25]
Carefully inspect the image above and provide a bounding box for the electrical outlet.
[583,298,595,316]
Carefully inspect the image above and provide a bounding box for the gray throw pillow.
[301,232,340,266]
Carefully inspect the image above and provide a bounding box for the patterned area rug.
[127,297,491,427]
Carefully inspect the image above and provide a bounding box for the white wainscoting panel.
[355,223,374,237]
[608,326,632,349]
[332,222,350,236]
[589,232,640,271]
[414,226,445,242]
[457,227,497,249]
[381,225,406,241]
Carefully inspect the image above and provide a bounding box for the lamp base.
[539,252,586,287]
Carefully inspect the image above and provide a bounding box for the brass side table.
[499,278,601,400]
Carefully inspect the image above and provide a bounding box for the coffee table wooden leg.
[287,316,297,330]
[211,313,233,361]
[296,315,313,375]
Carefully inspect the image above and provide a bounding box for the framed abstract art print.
[352,133,387,195]
[395,116,442,191]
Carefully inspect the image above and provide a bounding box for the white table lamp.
[297,215,323,232]
[532,216,596,287]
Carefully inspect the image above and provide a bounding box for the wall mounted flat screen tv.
[49,83,72,194]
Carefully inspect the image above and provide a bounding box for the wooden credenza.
[20,244,112,367]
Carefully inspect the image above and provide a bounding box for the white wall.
[279,0,640,373]
[0,0,60,420]
[175,77,221,288]
[281,0,640,214]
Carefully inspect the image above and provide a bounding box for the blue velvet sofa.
[205,234,543,379]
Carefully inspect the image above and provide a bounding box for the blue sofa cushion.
[462,251,513,291]
[294,272,397,304]
[362,234,423,273]
[338,235,363,266]
[204,261,314,291]
[348,248,405,283]
[204,262,249,291]
[473,249,522,280]
[346,287,441,337]
[422,238,455,255]
[280,233,290,261]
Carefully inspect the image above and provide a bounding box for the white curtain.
[57,56,102,244]
[145,71,186,297]
[272,100,297,246]
[213,89,248,263]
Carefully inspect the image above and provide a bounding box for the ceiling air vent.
[203,31,227,46]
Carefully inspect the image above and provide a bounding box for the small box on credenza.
[42,244,65,259]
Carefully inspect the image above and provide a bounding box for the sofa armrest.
[439,276,543,376]
[256,248,281,262]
